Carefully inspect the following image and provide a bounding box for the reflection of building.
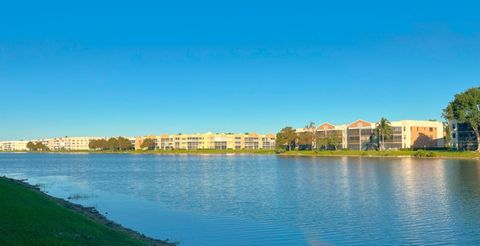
[298,119,445,150]
[450,120,478,150]
[135,132,276,150]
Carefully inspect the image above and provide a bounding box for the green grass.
[0,177,172,246]
[279,150,480,159]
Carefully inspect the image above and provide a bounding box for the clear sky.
[1,0,479,140]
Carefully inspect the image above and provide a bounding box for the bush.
[413,150,437,158]
[275,149,286,154]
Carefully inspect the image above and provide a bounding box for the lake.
[1,153,480,245]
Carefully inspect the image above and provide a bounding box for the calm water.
[1,153,480,245]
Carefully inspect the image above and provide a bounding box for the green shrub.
[413,150,437,158]
[275,149,286,154]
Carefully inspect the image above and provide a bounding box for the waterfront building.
[347,120,377,150]
[0,137,105,151]
[0,140,29,151]
[41,137,102,151]
[449,120,477,150]
[136,132,276,150]
[315,123,348,149]
[298,119,445,150]
[389,120,444,149]
[135,135,157,150]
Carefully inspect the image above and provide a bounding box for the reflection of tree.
[454,161,480,199]
[442,160,480,230]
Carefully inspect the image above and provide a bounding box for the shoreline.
[0,149,277,155]
[2,149,480,160]
[278,150,480,160]
[0,176,175,245]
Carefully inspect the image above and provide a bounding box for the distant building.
[449,120,478,150]
[317,123,348,149]
[0,140,29,151]
[41,137,102,151]
[347,120,377,150]
[392,120,444,149]
[298,119,445,150]
[0,137,105,151]
[135,132,276,150]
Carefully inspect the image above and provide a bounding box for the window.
[429,127,433,132]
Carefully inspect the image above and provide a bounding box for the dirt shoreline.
[1,176,176,246]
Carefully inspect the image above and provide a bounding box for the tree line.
[26,141,50,151]
[89,137,134,151]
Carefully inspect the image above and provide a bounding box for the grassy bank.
[279,150,480,159]
[0,177,173,245]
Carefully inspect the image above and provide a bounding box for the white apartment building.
[0,140,29,151]
[1,137,105,151]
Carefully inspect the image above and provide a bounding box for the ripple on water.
[1,154,480,245]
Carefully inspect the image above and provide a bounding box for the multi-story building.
[0,137,106,151]
[41,137,102,151]
[298,119,445,150]
[316,123,348,149]
[449,120,478,150]
[0,140,29,151]
[347,120,377,150]
[135,132,276,150]
[390,120,444,149]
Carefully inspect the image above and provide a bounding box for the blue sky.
[1,0,479,140]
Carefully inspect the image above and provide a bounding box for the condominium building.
[391,120,444,149]
[449,120,477,150]
[0,140,29,151]
[0,137,106,151]
[298,119,445,150]
[317,123,348,149]
[347,120,377,150]
[135,132,276,150]
[41,137,103,151]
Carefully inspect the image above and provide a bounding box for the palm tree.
[376,117,393,151]
[305,122,316,150]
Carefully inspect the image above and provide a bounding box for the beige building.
[135,132,276,150]
[298,119,444,150]
[389,120,444,149]
[0,137,105,151]
[0,140,29,151]
[40,137,103,151]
